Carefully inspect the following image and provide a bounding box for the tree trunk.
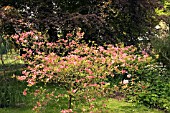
[68,94,72,109]
[0,54,6,75]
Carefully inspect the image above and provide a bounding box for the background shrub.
[124,64,170,112]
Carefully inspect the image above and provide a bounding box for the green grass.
[98,99,163,113]
[0,98,164,113]
[0,108,34,113]
[0,52,23,65]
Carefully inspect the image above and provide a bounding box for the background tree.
[0,0,163,45]
[151,0,170,68]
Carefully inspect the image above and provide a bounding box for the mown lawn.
[0,98,164,113]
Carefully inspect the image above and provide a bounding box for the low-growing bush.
[124,65,170,112]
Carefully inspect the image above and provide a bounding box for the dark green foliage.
[0,64,26,108]
[0,76,26,108]
[125,66,170,112]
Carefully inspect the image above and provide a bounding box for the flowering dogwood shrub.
[11,31,156,112]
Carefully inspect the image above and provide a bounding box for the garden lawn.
[0,98,164,113]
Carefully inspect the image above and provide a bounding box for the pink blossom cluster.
[61,109,73,113]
